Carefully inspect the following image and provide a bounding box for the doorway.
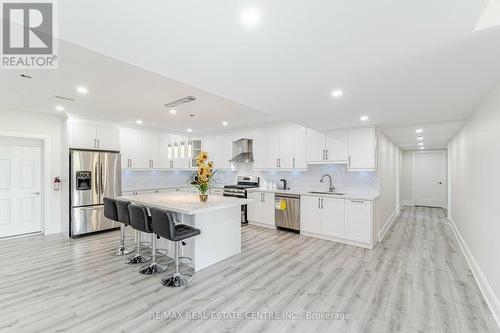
[0,137,43,237]
[413,150,447,208]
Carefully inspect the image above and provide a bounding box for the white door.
[119,128,131,169]
[300,196,322,234]
[325,129,348,162]
[413,151,447,208]
[322,198,345,238]
[278,125,294,168]
[262,192,275,226]
[306,129,326,162]
[247,192,262,223]
[293,125,307,169]
[348,127,376,169]
[0,138,42,237]
[345,199,371,243]
[266,127,280,168]
[69,120,97,149]
[96,123,119,151]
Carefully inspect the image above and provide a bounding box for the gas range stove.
[223,176,259,224]
[223,176,260,197]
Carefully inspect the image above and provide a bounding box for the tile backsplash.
[122,170,194,191]
[212,163,379,194]
[122,164,379,194]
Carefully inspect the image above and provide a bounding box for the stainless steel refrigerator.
[70,150,121,237]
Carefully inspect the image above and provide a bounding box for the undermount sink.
[308,191,346,196]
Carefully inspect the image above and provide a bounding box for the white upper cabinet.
[204,134,233,170]
[306,128,326,162]
[325,129,348,162]
[69,118,119,151]
[347,127,376,170]
[292,125,307,169]
[120,127,143,169]
[253,125,305,170]
[306,128,347,163]
[141,131,160,169]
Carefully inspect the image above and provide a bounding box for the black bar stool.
[125,203,151,264]
[128,204,167,274]
[104,198,133,256]
[151,208,200,287]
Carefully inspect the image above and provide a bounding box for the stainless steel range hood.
[229,138,254,163]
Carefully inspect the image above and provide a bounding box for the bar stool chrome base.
[161,272,193,287]
[139,262,168,275]
[113,246,134,256]
[126,254,151,264]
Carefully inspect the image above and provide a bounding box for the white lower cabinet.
[301,195,373,248]
[247,192,275,228]
[345,199,371,243]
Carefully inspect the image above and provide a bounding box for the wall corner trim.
[449,218,500,329]
[379,204,401,242]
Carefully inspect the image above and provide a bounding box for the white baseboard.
[248,221,276,230]
[400,200,414,206]
[449,218,500,329]
[379,204,401,241]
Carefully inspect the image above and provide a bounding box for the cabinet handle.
[326,150,328,160]
[320,198,323,209]
[152,160,154,168]
[351,200,365,203]
[323,149,326,160]
[97,139,100,148]
[293,158,295,168]
[348,156,351,167]
[94,138,96,148]
[318,198,321,209]
[278,158,281,168]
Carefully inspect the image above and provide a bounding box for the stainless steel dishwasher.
[275,193,300,231]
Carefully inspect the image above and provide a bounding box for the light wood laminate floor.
[0,206,498,333]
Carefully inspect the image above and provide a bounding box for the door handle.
[100,164,104,194]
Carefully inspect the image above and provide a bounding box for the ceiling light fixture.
[418,142,423,146]
[241,8,260,25]
[170,108,177,115]
[136,120,143,124]
[55,106,65,112]
[187,128,192,133]
[420,147,425,150]
[76,86,88,94]
[360,115,369,121]
[417,136,423,140]
[331,89,343,98]
[222,121,228,126]
[416,128,423,133]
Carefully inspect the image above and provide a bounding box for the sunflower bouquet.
[191,151,216,201]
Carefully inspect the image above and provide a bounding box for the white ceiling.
[0,41,277,134]
[3,1,500,147]
[382,121,464,150]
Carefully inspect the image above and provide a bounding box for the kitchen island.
[118,192,252,271]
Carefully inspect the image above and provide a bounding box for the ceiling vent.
[164,96,196,108]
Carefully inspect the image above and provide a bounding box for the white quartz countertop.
[118,192,253,215]
[247,188,379,201]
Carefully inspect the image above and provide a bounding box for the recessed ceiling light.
[187,128,192,133]
[416,128,423,133]
[417,136,423,140]
[418,142,423,146]
[222,121,229,127]
[136,120,143,124]
[420,147,425,150]
[76,86,88,94]
[170,109,177,115]
[331,89,343,98]
[55,105,64,111]
[360,115,369,121]
[241,8,260,25]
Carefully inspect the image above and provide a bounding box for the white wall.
[448,84,500,325]
[0,108,63,234]
[400,151,413,205]
[377,131,401,240]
